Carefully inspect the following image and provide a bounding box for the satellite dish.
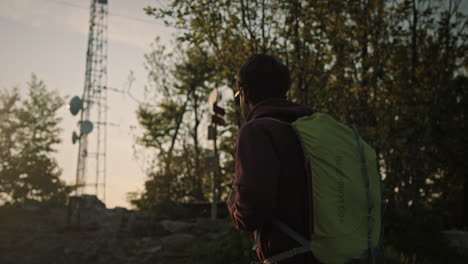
[80,120,94,134]
[208,88,219,105]
[68,96,82,116]
[72,131,80,144]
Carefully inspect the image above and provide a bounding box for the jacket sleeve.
[229,121,281,232]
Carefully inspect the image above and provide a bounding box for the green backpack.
[262,113,382,264]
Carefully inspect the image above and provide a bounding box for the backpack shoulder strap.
[262,219,311,264]
[273,219,309,246]
[252,117,315,263]
[257,117,292,126]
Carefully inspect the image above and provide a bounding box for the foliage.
[141,0,468,226]
[190,222,253,264]
[131,39,222,210]
[379,206,467,264]
[0,74,73,207]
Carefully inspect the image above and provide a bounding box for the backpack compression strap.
[353,126,375,264]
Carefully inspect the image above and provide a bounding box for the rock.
[195,217,220,232]
[67,195,110,231]
[441,229,468,255]
[207,232,222,240]
[128,212,168,236]
[160,233,195,247]
[160,220,193,233]
[144,245,162,254]
[64,247,72,255]
[22,204,41,212]
[80,194,107,209]
[112,207,128,214]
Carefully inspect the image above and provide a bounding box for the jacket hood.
[245,97,313,123]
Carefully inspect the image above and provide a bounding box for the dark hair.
[237,54,291,104]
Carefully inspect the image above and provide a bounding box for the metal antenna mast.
[74,0,108,201]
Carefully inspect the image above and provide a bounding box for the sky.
[0,0,175,208]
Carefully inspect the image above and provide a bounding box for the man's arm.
[229,121,281,232]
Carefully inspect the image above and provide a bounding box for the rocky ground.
[0,197,230,264]
[3,198,467,264]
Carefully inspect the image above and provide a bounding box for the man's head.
[236,54,291,117]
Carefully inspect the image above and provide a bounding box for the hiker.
[227,54,382,264]
[227,54,316,264]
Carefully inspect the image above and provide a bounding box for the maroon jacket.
[229,98,316,264]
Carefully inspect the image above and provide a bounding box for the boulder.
[144,245,162,254]
[160,233,195,248]
[128,212,168,236]
[442,229,468,255]
[195,217,221,232]
[160,220,193,233]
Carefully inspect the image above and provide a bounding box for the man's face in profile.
[240,92,251,119]
[236,81,251,119]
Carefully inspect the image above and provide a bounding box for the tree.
[143,0,468,227]
[131,39,220,210]
[0,74,72,207]
[129,1,468,262]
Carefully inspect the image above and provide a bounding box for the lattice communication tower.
[70,0,109,201]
